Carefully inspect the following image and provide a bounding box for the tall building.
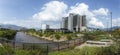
[62,13,87,32]
[41,24,49,30]
[62,17,68,29]
[80,15,87,31]
[68,13,75,31]
[82,15,87,27]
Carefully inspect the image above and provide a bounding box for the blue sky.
[0,0,120,28]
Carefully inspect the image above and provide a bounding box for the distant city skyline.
[0,0,120,29]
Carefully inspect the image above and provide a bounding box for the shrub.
[0,29,16,40]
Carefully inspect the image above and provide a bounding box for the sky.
[0,0,120,29]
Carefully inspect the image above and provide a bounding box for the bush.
[0,29,16,40]
[49,45,120,55]
[66,34,72,40]
[14,50,30,55]
[0,45,13,55]
[0,44,48,55]
[54,34,61,40]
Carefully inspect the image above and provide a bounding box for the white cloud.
[68,3,89,15]
[112,17,120,26]
[92,8,109,16]
[0,1,110,28]
[89,17,104,27]
[32,1,67,22]
[68,3,106,28]
[32,2,109,28]
[1,1,68,29]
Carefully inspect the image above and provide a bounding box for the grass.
[0,45,48,55]
[0,45,14,55]
[49,45,120,55]
[0,44,119,55]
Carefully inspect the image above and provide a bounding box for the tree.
[54,34,61,41]
[0,29,16,40]
[27,29,36,32]
[66,34,72,41]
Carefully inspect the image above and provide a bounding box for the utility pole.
[107,21,108,32]
[110,12,112,31]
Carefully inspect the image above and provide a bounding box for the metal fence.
[0,38,15,47]
[20,38,85,55]
[21,38,85,51]
[0,37,85,55]
[1,37,120,55]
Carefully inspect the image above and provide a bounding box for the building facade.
[62,13,87,32]
[62,17,68,29]
[41,24,49,30]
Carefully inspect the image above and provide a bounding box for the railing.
[0,37,85,55]
[0,37,120,55]
[19,38,85,55]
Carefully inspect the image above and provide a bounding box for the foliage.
[0,45,13,55]
[0,29,16,40]
[112,29,120,41]
[26,29,36,32]
[0,44,48,55]
[49,45,120,55]
[54,34,61,40]
[82,32,93,40]
[14,50,30,55]
[82,31,111,41]
[66,34,72,40]
[14,50,45,55]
